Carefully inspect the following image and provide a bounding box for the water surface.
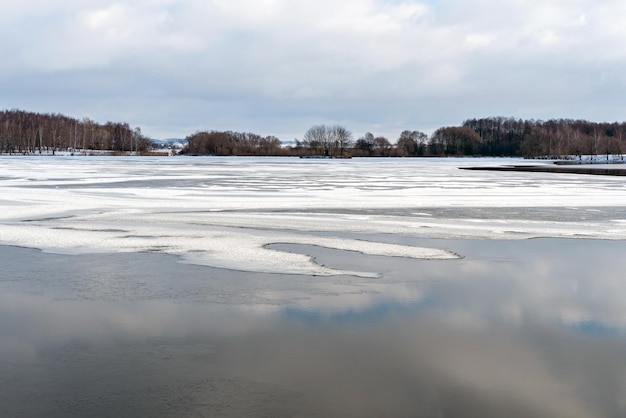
[1,238,626,417]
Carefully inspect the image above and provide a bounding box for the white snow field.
[1,156,626,275]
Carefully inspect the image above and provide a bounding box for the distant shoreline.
[460,164,626,176]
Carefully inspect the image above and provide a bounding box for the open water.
[1,237,626,417]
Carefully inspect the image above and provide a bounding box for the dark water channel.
[1,238,626,417]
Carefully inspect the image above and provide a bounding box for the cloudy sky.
[1,0,625,141]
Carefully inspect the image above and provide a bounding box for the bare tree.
[397,130,428,156]
[591,124,604,162]
[613,123,625,161]
[374,136,392,156]
[355,132,375,156]
[302,125,328,155]
[330,125,353,156]
[302,124,352,156]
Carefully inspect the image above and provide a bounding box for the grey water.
[1,238,626,417]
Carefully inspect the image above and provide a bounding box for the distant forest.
[0,109,152,155]
[2,109,626,160]
[182,118,626,160]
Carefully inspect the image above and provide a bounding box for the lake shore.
[461,163,626,176]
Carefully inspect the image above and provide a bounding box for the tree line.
[350,118,626,159]
[183,118,626,160]
[398,118,626,159]
[461,117,626,160]
[0,109,152,155]
[180,131,285,156]
[4,109,626,160]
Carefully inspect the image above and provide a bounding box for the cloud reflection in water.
[1,239,626,417]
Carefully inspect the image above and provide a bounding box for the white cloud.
[464,33,494,49]
[211,0,284,25]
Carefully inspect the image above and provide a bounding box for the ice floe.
[1,156,626,275]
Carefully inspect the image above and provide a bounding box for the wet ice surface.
[2,156,626,417]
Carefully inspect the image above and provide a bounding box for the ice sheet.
[1,156,626,275]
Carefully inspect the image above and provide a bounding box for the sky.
[1,0,625,141]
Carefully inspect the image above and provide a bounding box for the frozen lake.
[1,156,626,416]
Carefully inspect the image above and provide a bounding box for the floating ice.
[1,156,626,275]
[0,218,456,276]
